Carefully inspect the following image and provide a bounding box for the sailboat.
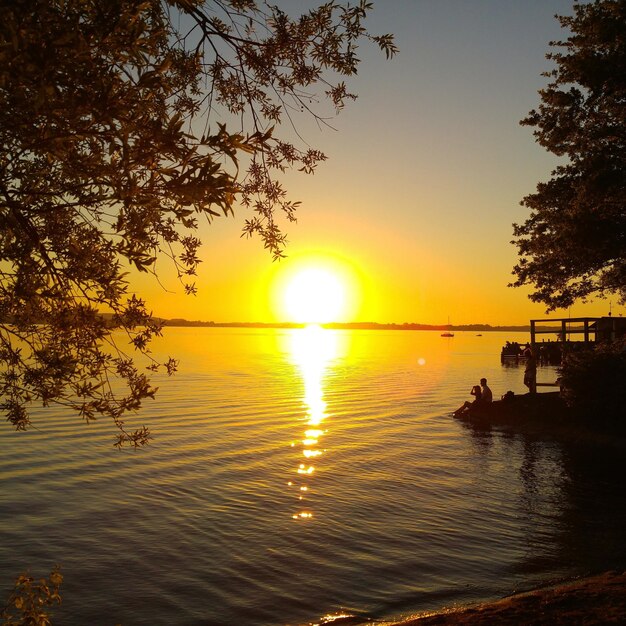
[441,317,454,337]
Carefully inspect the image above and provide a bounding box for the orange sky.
[134,1,624,326]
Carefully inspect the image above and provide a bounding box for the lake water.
[1,327,625,625]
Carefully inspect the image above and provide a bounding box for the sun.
[283,268,347,324]
[267,252,361,324]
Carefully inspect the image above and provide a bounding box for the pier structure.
[529,317,598,346]
[530,316,626,347]
[526,316,626,389]
[499,316,625,392]
[500,316,625,366]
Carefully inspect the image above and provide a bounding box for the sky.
[136,0,624,326]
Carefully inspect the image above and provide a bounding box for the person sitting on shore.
[453,384,482,416]
[480,378,493,403]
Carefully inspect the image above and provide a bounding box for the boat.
[441,316,454,337]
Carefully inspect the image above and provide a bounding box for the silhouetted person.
[454,384,482,416]
[480,378,493,403]
[524,348,537,394]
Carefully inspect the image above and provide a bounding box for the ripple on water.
[2,329,626,626]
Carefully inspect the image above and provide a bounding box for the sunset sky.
[137,0,624,326]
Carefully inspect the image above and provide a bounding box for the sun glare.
[282,267,348,324]
[268,252,361,324]
[275,260,355,324]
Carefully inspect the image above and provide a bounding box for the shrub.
[559,337,626,423]
[1,567,62,626]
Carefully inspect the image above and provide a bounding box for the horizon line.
[154,318,580,331]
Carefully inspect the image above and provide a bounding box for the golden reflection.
[305,429,324,438]
[287,325,342,520]
[303,450,322,458]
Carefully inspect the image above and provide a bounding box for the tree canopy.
[512,0,626,310]
[0,0,396,445]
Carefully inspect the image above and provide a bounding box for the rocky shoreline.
[388,570,626,625]
[453,391,626,448]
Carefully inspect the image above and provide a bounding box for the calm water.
[1,328,625,625]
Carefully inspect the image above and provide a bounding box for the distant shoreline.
[160,319,552,333]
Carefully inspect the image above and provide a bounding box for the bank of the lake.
[453,391,626,448]
[388,570,626,626]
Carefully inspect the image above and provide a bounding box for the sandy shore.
[388,571,626,626]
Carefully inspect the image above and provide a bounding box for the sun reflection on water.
[288,325,341,520]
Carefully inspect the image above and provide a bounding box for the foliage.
[512,0,626,310]
[1,567,62,626]
[0,0,396,445]
[559,337,626,420]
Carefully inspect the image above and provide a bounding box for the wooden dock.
[500,316,626,390]
[530,316,626,345]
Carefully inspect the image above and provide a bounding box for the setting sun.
[268,253,360,324]
[283,268,346,324]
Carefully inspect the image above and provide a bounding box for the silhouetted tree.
[0,0,396,445]
[512,0,626,310]
[560,336,626,420]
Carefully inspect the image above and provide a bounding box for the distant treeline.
[159,319,560,333]
[0,313,561,333]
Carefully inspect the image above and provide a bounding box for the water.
[1,328,625,625]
